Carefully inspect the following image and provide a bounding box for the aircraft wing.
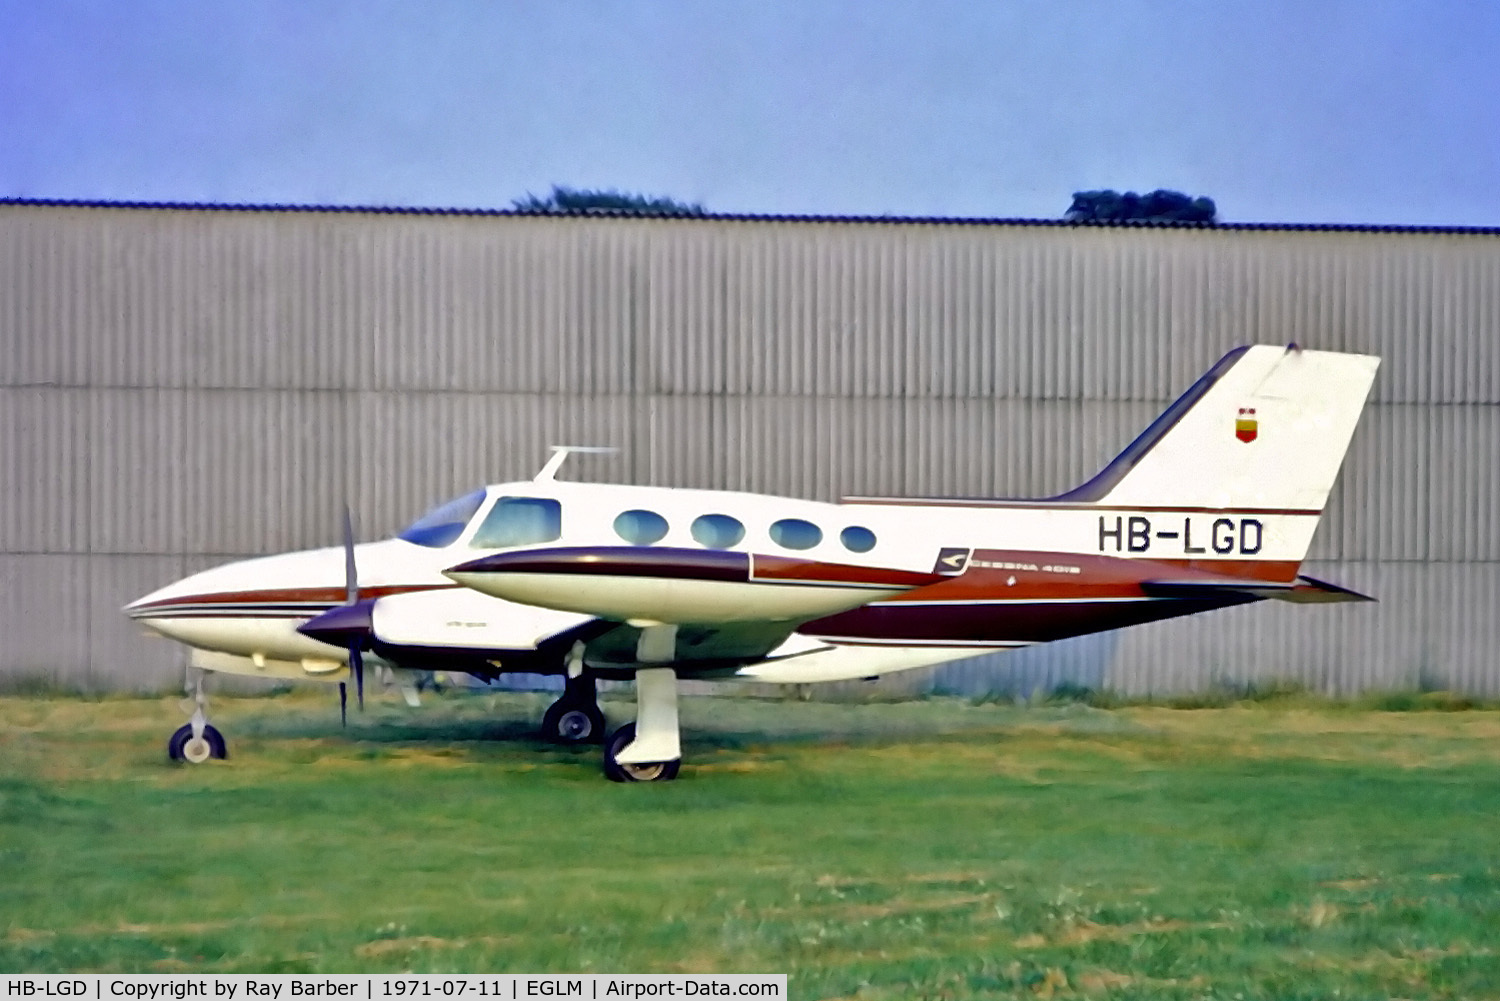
[575,619,809,673]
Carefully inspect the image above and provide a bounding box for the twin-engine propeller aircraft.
[126,344,1379,781]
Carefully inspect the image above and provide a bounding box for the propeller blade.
[351,643,365,711]
[342,505,358,605]
[341,505,364,712]
[339,681,347,727]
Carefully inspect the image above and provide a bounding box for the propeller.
[296,506,373,728]
[342,505,365,716]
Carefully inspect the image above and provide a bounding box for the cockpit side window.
[470,496,563,549]
[397,488,487,548]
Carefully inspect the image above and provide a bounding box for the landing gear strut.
[168,670,227,764]
[540,645,606,744]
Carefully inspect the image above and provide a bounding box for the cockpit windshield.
[396,488,487,548]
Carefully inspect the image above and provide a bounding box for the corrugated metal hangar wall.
[2,202,1497,696]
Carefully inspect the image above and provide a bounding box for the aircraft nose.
[123,580,185,621]
[122,574,203,640]
[121,558,267,631]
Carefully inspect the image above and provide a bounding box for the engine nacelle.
[445,547,939,625]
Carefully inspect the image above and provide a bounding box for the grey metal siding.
[2,203,1497,695]
[1,387,91,554]
[0,555,93,685]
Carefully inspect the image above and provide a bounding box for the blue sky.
[2,0,1498,224]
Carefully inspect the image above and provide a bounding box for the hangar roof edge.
[3,196,1499,236]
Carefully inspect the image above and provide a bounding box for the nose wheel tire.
[168,723,228,764]
[541,698,606,744]
[602,723,681,783]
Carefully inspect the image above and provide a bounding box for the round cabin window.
[840,526,877,553]
[613,509,669,545]
[690,513,746,549]
[770,518,823,551]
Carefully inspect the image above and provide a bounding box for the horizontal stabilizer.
[1141,575,1373,603]
[1274,575,1376,604]
[1140,579,1293,600]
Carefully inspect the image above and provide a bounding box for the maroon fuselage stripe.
[804,547,1289,643]
[750,554,941,588]
[873,551,1301,604]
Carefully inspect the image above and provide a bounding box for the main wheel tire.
[167,723,228,764]
[541,698,606,744]
[602,723,681,783]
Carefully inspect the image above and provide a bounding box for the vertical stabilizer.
[1059,345,1379,515]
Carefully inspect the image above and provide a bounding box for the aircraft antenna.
[535,445,619,482]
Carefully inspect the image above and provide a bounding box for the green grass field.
[2,689,1498,998]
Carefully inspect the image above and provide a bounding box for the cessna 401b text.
[126,344,1379,781]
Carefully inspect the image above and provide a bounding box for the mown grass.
[2,690,1498,998]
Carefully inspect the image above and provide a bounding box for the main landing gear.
[540,674,607,744]
[537,668,683,781]
[545,632,684,782]
[168,670,227,764]
[538,642,607,744]
[603,667,681,782]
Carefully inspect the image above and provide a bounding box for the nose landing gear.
[168,670,228,764]
[168,721,227,763]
